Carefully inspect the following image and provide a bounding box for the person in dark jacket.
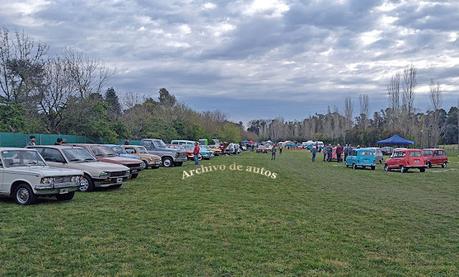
[311,146,317,162]
[336,144,343,162]
[54,138,64,145]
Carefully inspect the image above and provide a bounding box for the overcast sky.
[1,0,458,122]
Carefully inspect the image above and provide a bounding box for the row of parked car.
[343,147,448,173]
[0,138,243,205]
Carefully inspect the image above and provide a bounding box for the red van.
[384,148,427,173]
[422,148,448,168]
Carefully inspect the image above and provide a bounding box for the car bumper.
[93,176,129,187]
[148,160,162,167]
[174,156,188,163]
[33,183,79,195]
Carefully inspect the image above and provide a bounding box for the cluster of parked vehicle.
[344,147,448,173]
[0,138,243,205]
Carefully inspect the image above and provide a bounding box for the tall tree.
[37,57,75,132]
[0,28,48,104]
[105,87,122,120]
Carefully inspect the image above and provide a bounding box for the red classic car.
[422,148,448,168]
[72,144,143,178]
[384,148,427,173]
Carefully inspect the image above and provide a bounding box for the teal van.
[345,148,377,170]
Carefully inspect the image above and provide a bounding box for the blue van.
[345,148,377,170]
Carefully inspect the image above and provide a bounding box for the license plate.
[415,160,419,163]
[117,177,123,184]
[59,188,69,194]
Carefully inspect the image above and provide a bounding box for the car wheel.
[427,162,432,168]
[130,173,138,179]
[371,166,375,170]
[56,191,75,201]
[352,164,357,170]
[162,157,174,167]
[14,184,37,205]
[420,168,426,173]
[400,166,407,173]
[384,164,390,172]
[442,162,447,168]
[79,175,94,192]
[143,160,149,169]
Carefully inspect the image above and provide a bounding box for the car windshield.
[1,150,46,167]
[110,146,127,155]
[63,148,96,162]
[136,147,148,153]
[92,145,118,157]
[153,140,167,148]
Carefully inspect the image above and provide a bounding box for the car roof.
[0,147,38,151]
[28,145,83,149]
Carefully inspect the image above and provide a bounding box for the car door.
[387,152,399,168]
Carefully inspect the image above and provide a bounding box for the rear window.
[435,150,445,156]
[423,150,433,156]
[409,151,422,157]
[392,151,406,158]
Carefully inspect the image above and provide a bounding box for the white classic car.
[28,145,130,192]
[0,148,83,205]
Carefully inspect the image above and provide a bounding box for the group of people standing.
[310,143,356,162]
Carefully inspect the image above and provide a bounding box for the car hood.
[97,156,142,164]
[4,166,82,177]
[70,161,130,172]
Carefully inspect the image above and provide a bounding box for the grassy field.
[1,150,458,276]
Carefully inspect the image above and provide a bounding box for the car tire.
[162,157,174,167]
[352,164,357,170]
[427,162,432,168]
[384,164,390,172]
[143,160,149,169]
[420,168,426,173]
[442,162,447,168]
[56,191,75,201]
[131,173,138,179]
[79,175,94,192]
[371,166,375,170]
[400,166,407,173]
[14,184,37,205]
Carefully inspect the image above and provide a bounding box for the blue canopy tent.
[376,134,414,145]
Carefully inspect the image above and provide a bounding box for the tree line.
[248,65,459,147]
[0,28,245,143]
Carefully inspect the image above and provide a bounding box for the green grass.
[1,151,458,276]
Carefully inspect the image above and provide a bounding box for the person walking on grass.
[311,145,317,162]
[279,144,283,155]
[193,142,200,166]
[271,144,277,160]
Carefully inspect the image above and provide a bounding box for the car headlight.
[99,171,109,178]
[41,177,55,185]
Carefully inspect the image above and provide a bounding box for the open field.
[1,150,458,276]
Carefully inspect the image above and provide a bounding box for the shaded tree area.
[0,28,244,143]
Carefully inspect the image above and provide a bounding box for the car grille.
[110,171,127,177]
[126,163,142,168]
[54,176,73,183]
